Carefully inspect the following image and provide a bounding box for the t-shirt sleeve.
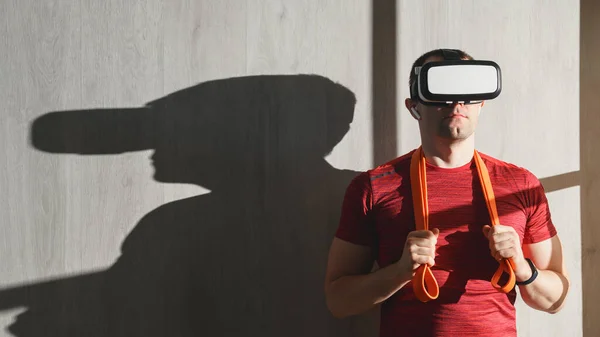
[523,170,558,244]
[334,171,376,246]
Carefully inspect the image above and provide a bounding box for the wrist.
[514,257,533,282]
[515,258,539,285]
[394,259,415,283]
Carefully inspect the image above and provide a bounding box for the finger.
[493,251,502,261]
[482,225,492,238]
[409,230,438,240]
[407,239,437,250]
[411,253,434,266]
[431,228,440,237]
[410,245,434,256]
[495,248,516,260]
[488,235,497,251]
[492,225,518,236]
[490,239,516,255]
[491,232,514,243]
[494,239,514,251]
[494,224,513,232]
[413,254,435,267]
[489,246,498,259]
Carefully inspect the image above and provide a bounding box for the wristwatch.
[516,258,539,286]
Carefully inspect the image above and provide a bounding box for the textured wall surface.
[580,0,600,336]
[0,0,590,336]
[0,1,376,336]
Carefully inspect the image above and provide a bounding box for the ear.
[404,98,414,110]
[405,98,421,120]
[481,100,485,107]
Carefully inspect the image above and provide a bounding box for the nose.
[435,102,466,112]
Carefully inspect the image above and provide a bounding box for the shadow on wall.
[0,75,379,337]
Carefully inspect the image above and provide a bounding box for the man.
[324,49,570,336]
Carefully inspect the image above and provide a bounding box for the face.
[406,56,484,142]
[415,99,482,141]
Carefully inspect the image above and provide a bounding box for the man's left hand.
[482,224,532,282]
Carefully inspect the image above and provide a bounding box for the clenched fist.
[396,228,439,276]
[482,224,532,281]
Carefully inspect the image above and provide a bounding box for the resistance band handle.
[413,264,439,302]
[491,257,517,293]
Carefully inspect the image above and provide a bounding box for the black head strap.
[441,49,462,60]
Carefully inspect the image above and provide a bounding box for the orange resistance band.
[410,146,516,303]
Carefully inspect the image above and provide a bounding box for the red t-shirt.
[335,149,557,337]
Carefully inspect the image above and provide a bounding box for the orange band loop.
[410,147,515,302]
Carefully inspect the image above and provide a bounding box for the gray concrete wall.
[0,1,592,336]
[0,1,375,336]
[580,0,600,335]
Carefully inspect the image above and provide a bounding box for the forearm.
[518,269,569,314]
[325,263,412,318]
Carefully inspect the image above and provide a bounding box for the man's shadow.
[0,74,378,337]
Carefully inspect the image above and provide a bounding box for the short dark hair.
[408,49,474,89]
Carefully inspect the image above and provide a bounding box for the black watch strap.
[516,258,539,286]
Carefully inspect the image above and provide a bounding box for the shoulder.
[372,149,415,178]
[344,149,415,199]
[477,151,542,187]
[366,149,415,186]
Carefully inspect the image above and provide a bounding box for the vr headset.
[410,49,502,106]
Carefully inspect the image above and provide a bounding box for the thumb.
[482,225,492,238]
[431,228,440,237]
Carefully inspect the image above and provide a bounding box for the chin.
[152,172,169,183]
[151,168,175,182]
[439,127,474,140]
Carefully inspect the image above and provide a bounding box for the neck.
[421,135,475,168]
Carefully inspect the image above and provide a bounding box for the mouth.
[444,114,466,119]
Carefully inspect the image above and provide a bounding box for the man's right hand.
[397,228,440,276]
[325,230,439,318]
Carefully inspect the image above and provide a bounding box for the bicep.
[324,238,375,289]
[523,234,567,277]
